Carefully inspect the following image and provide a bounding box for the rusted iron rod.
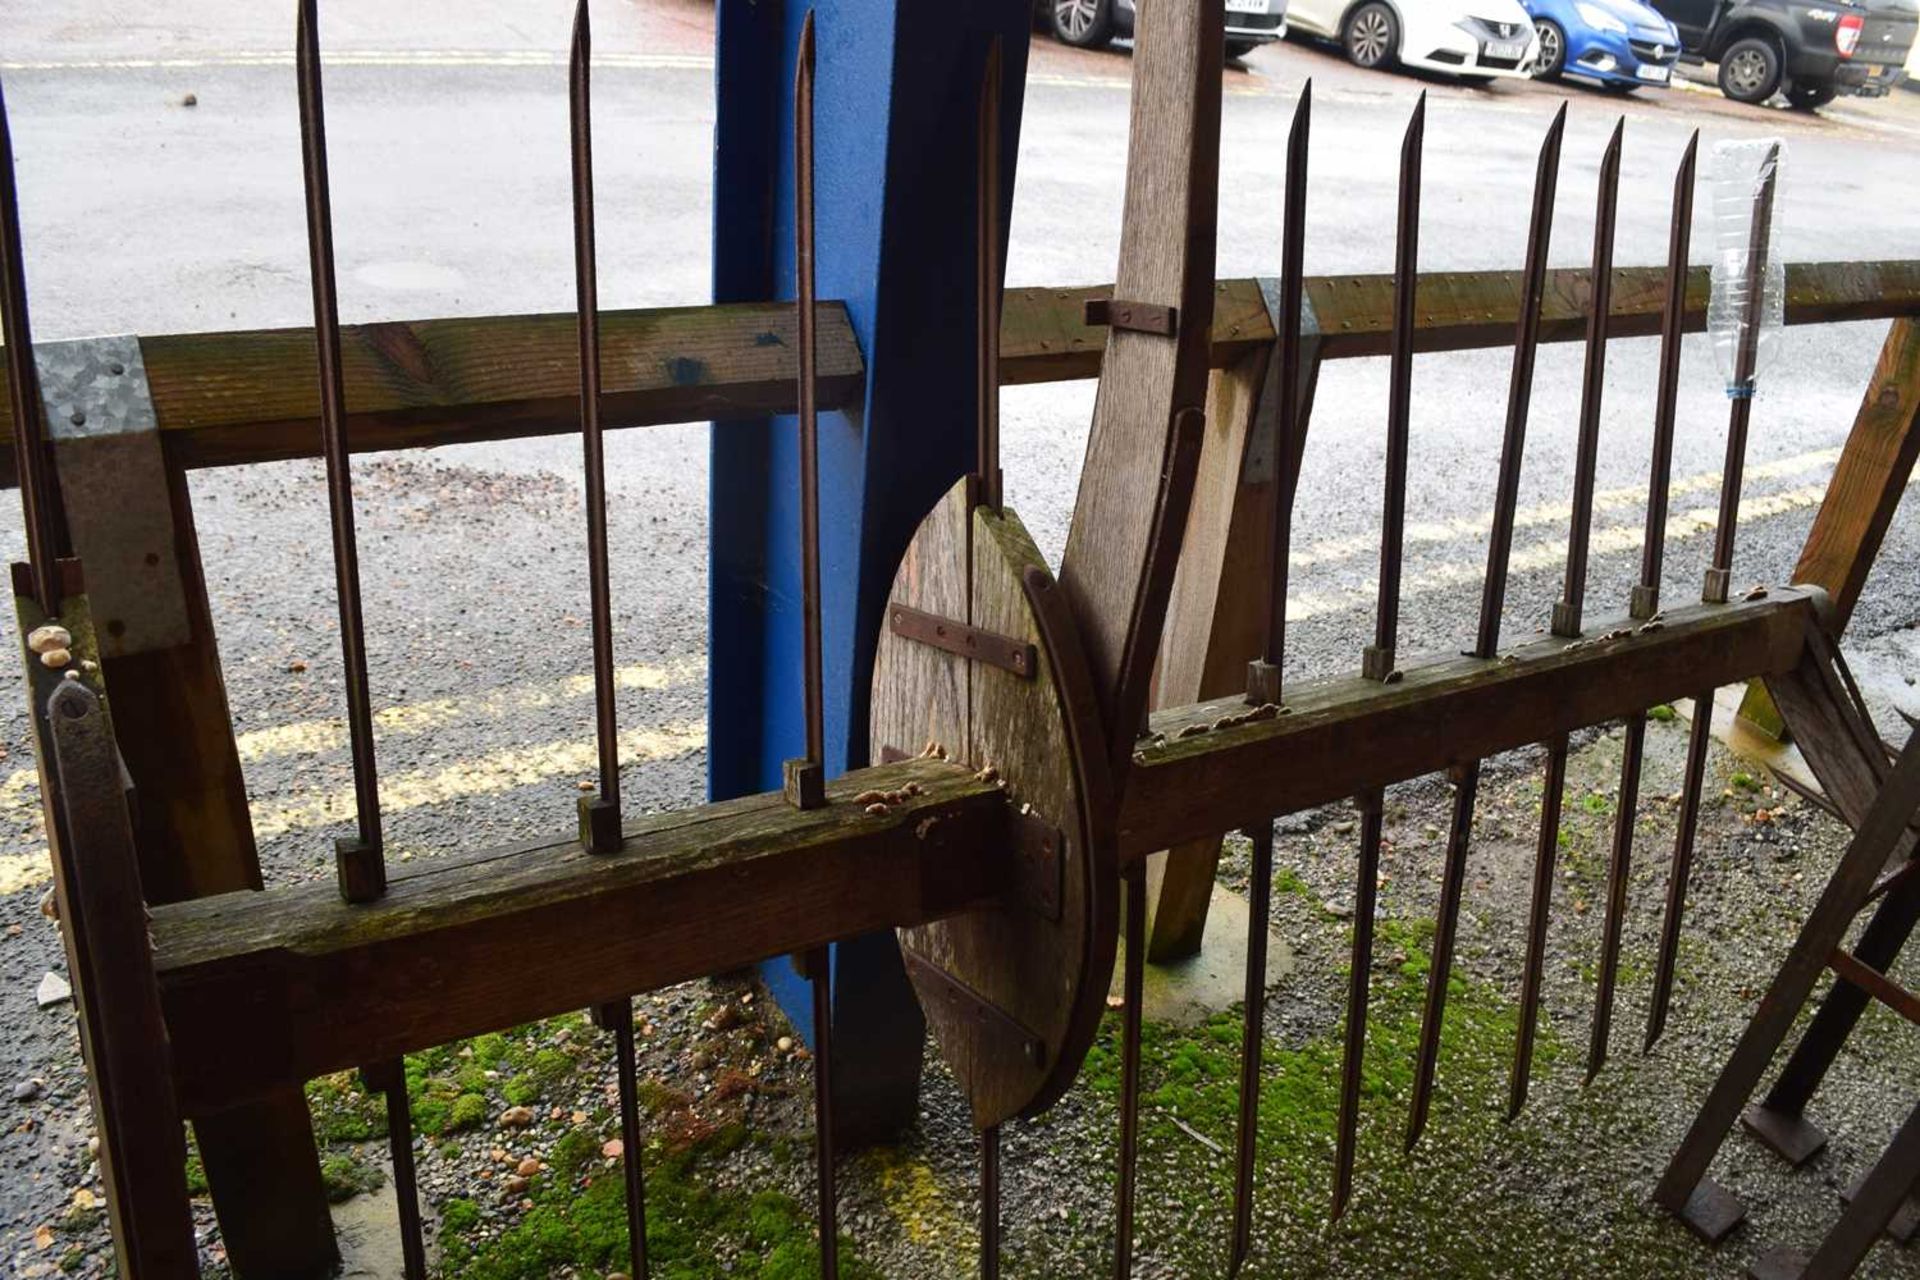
[593,999,651,1279]
[1229,820,1274,1271]
[1652,140,1781,1054]
[1510,735,1567,1118]
[1410,105,1565,1141]
[980,1124,1001,1280]
[977,37,1004,514]
[570,0,621,848]
[1332,790,1383,1220]
[0,76,67,615]
[364,1060,427,1280]
[786,11,827,812]
[807,945,839,1277]
[297,0,385,898]
[1639,133,1701,1053]
[1114,863,1147,1274]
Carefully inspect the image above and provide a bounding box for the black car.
[1042,0,1289,59]
[1651,0,1917,104]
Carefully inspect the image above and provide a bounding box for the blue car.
[1521,0,1683,88]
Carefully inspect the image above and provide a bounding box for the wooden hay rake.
[2,1,1918,1277]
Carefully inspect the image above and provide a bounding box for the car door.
[1649,0,1723,50]
[1284,0,1346,38]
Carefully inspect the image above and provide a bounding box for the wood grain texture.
[1791,316,1920,630]
[875,482,1115,1127]
[152,758,1006,1114]
[1057,0,1223,750]
[18,595,201,1280]
[1119,592,1815,859]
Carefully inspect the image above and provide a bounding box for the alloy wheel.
[1350,9,1392,65]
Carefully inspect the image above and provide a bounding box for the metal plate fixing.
[888,602,1036,679]
[35,336,189,658]
[1083,297,1178,337]
[1011,805,1064,921]
[1241,279,1321,486]
[900,946,1047,1071]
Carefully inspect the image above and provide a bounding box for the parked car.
[1649,0,1917,104]
[1042,0,1289,58]
[1284,0,1541,79]
[1522,0,1684,88]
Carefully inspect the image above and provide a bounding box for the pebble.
[601,1138,623,1159]
[499,1105,535,1128]
[35,971,71,1009]
[776,1036,793,1053]
[25,625,70,654]
[181,92,197,107]
[502,1175,528,1195]
[14,1078,45,1102]
[514,1156,540,1177]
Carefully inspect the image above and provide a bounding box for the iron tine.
[297,0,385,898]
[1588,709,1643,1080]
[1417,107,1564,1137]
[1362,92,1423,684]
[1639,134,1702,1053]
[977,36,1004,514]
[1474,103,1564,660]
[784,10,827,812]
[1333,790,1384,1219]
[594,999,652,1278]
[1115,862,1146,1276]
[1648,141,1777,1047]
[0,75,69,615]
[571,0,623,853]
[1404,762,1477,1148]
[806,945,839,1277]
[1509,734,1567,1118]
[1250,81,1311,708]
[1228,819,1275,1271]
[981,1124,1001,1280]
[363,1060,428,1280]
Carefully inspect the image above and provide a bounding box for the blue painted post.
[710,0,1031,1146]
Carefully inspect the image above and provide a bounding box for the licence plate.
[1484,40,1525,59]
[1225,0,1268,13]
[1638,62,1670,80]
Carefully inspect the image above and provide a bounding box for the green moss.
[503,1075,541,1107]
[441,1127,878,1280]
[1730,770,1760,792]
[306,1071,385,1144]
[448,1092,490,1133]
[58,1247,87,1273]
[1579,792,1611,816]
[321,1153,387,1204]
[1647,703,1677,722]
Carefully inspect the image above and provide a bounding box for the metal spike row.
[570,0,622,851]
[0,75,69,615]
[1648,140,1778,1052]
[296,0,385,899]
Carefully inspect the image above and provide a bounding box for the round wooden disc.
[871,478,1116,1128]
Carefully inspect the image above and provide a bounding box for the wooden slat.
[0,263,1913,479]
[153,758,1009,1114]
[1117,591,1815,860]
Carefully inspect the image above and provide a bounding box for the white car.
[1286,0,1541,77]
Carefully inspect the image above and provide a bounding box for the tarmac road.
[0,1,1917,1271]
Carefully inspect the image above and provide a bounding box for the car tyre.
[1531,18,1566,79]
[1717,35,1783,103]
[1344,1,1400,69]
[1050,0,1114,49]
[1785,80,1838,109]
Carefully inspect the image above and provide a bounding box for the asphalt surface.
[1,2,1918,1275]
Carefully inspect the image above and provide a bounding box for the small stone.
[39,889,58,920]
[71,1187,96,1210]
[33,1224,54,1250]
[515,1156,540,1177]
[181,92,197,107]
[38,648,71,669]
[577,779,595,792]
[499,1105,535,1128]
[26,625,70,655]
[87,1136,99,1157]
[286,659,308,674]
[690,1049,713,1070]
[864,802,890,817]
[570,1110,589,1125]
[607,1273,632,1280]
[35,971,70,1009]
[490,1147,508,1163]
[601,1137,623,1159]
[14,1077,45,1102]
[776,1035,793,1053]
[503,1175,528,1195]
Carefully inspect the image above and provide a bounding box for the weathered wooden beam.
[3,262,1911,481]
[152,758,1009,1114]
[1116,591,1816,860]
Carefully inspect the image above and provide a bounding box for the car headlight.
[1574,2,1629,32]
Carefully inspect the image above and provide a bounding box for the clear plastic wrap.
[1707,138,1786,398]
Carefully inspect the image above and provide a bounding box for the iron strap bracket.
[900,945,1048,1071]
[35,336,189,658]
[887,601,1036,679]
[1083,297,1178,337]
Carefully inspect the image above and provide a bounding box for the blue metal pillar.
[710,0,1030,1145]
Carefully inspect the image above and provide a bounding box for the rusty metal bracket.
[888,601,1036,679]
[1010,805,1064,921]
[36,336,188,658]
[1083,297,1177,337]
[900,945,1047,1071]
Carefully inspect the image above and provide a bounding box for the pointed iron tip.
[572,0,590,52]
[800,8,816,56]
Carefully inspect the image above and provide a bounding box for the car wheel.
[1344,1,1400,69]
[1717,35,1782,103]
[1531,19,1566,79]
[1785,80,1838,109]
[1226,38,1260,59]
[1050,0,1114,49]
